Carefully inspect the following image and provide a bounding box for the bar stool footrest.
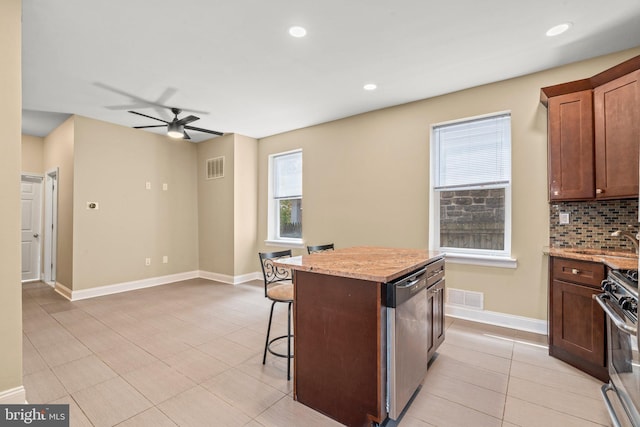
[267,334,294,359]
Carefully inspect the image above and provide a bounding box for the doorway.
[43,169,58,285]
[21,174,43,282]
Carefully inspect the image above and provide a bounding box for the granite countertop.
[273,246,445,283]
[549,247,638,270]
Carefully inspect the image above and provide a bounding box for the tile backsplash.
[550,199,639,252]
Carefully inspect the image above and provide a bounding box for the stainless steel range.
[595,268,640,427]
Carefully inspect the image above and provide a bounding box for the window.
[268,150,303,245]
[431,113,512,262]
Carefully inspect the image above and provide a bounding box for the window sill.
[265,239,305,249]
[444,252,517,269]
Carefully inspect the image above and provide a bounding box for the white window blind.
[273,151,302,199]
[434,114,511,189]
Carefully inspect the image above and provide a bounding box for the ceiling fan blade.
[175,115,199,126]
[184,125,223,136]
[183,130,191,140]
[133,125,167,129]
[128,110,169,123]
[155,87,178,106]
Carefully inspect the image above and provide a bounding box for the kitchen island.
[274,246,445,427]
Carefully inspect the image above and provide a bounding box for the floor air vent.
[206,156,224,179]
[447,288,484,310]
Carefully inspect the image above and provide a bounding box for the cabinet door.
[433,279,445,352]
[427,279,445,361]
[551,279,605,367]
[547,90,594,200]
[594,70,640,199]
[426,285,435,359]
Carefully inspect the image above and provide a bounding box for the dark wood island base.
[275,246,445,427]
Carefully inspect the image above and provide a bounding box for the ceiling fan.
[129,108,223,140]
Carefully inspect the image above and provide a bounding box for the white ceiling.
[21,0,640,142]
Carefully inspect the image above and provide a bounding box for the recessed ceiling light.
[546,22,572,37]
[289,26,307,38]
[363,83,377,91]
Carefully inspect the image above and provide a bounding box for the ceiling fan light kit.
[129,107,223,141]
[167,122,184,138]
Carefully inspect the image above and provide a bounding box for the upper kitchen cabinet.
[594,70,640,199]
[547,90,594,200]
[541,55,640,201]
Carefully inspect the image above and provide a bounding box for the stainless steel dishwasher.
[386,266,429,420]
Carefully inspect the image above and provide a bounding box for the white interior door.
[21,175,43,282]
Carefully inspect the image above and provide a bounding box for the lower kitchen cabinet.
[427,278,445,361]
[549,257,608,382]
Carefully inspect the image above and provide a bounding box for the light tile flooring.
[22,279,611,427]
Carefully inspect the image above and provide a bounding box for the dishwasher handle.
[387,268,427,308]
[396,275,425,290]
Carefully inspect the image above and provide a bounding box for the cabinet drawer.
[426,258,445,287]
[552,257,605,288]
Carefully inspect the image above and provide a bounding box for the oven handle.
[601,382,624,427]
[593,293,637,336]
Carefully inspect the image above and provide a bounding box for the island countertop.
[274,246,445,283]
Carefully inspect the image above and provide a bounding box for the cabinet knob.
[571,268,580,275]
[596,188,603,194]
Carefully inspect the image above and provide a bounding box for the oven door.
[594,293,640,427]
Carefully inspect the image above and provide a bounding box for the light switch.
[163,256,168,264]
[559,212,570,224]
[145,181,151,190]
[163,183,168,191]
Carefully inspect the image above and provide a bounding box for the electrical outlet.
[162,256,168,264]
[559,212,570,224]
[145,257,151,266]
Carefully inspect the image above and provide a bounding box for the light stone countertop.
[274,246,445,283]
[549,247,638,270]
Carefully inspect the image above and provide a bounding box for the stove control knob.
[620,297,638,313]
[602,280,617,293]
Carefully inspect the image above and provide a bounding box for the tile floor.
[22,279,611,427]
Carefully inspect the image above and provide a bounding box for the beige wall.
[197,134,236,275]
[0,0,23,396]
[258,47,640,321]
[72,116,199,290]
[44,116,75,289]
[233,134,258,276]
[197,134,258,277]
[15,41,640,323]
[21,134,44,174]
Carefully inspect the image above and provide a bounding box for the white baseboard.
[60,271,199,301]
[445,303,548,335]
[54,270,263,301]
[0,386,26,404]
[54,282,72,300]
[198,270,262,285]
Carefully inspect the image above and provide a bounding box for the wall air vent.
[206,156,224,180]
[447,288,484,310]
